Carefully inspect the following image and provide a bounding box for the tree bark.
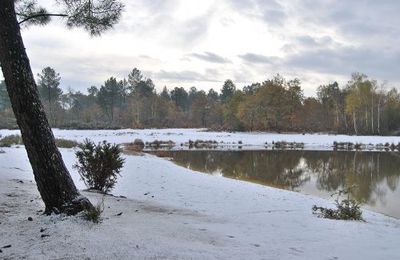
[377,95,382,135]
[0,0,93,214]
[353,112,358,135]
[371,94,374,134]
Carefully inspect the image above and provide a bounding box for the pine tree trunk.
[0,0,93,214]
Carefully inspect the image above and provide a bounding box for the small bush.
[74,139,125,193]
[312,186,364,221]
[124,139,145,153]
[55,138,79,148]
[273,141,304,149]
[192,140,218,149]
[0,135,23,147]
[82,198,104,223]
[145,140,175,149]
[133,138,145,149]
[0,135,79,148]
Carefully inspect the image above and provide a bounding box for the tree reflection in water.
[153,150,400,218]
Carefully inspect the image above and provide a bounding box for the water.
[152,150,400,218]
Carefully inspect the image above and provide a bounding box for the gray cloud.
[276,1,400,83]
[261,0,400,84]
[282,35,336,53]
[286,47,400,81]
[295,0,400,43]
[239,44,400,83]
[155,69,221,83]
[228,0,287,27]
[173,14,213,46]
[261,8,286,27]
[190,52,230,63]
[239,53,279,64]
[115,1,214,49]
[296,35,318,47]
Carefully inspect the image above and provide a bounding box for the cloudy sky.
[10,0,400,96]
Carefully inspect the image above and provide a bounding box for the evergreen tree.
[88,86,99,97]
[171,87,189,112]
[97,77,124,122]
[207,88,219,101]
[243,83,261,95]
[190,91,210,127]
[135,79,155,98]
[37,67,63,124]
[221,79,236,102]
[127,68,143,94]
[160,86,171,100]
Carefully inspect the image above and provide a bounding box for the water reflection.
[152,150,400,218]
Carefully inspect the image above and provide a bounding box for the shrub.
[55,138,79,148]
[273,141,304,149]
[312,186,364,221]
[192,140,218,149]
[0,135,79,148]
[74,139,125,193]
[133,138,145,150]
[82,198,104,223]
[0,135,23,147]
[124,139,145,153]
[145,140,175,149]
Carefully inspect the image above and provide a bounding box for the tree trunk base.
[45,195,94,215]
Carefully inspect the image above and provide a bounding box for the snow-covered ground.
[1,143,400,259]
[2,128,400,150]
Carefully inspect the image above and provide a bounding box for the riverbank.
[2,128,400,151]
[1,147,400,259]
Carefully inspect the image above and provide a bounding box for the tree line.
[1,67,400,135]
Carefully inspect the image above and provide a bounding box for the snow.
[1,129,400,259]
[2,128,400,150]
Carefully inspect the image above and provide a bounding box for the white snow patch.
[2,128,400,150]
[1,143,400,259]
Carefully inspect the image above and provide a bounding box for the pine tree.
[0,0,124,214]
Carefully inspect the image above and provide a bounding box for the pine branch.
[18,13,68,25]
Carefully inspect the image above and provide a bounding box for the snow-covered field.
[1,129,400,259]
[2,128,400,150]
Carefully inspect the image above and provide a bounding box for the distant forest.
[1,67,400,135]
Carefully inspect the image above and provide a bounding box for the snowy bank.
[2,128,400,150]
[1,147,400,259]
